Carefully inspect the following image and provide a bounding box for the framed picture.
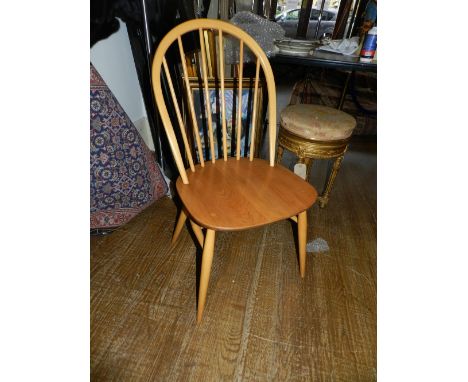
[187,77,264,161]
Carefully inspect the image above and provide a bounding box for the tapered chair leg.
[190,220,205,248]
[298,211,307,278]
[197,229,216,323]
[171,210,187,245]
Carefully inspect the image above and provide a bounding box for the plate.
[274,38,319,46]
[276,47,313,56]
[274,38,320,56]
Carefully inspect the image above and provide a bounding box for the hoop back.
[152,18,277,184]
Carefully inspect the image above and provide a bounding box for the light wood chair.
[151,19,317,322]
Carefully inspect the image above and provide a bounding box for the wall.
[91,18,155,150]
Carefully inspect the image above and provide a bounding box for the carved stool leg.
[304,157,313,181]
[319,154,344,208]
[276,144,284,164]
[298,157,313,181]
[298,210,307,278]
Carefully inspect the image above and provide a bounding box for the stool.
[276,104,357,208]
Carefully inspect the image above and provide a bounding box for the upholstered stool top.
[280,104,357,141]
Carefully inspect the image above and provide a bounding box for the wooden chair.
[151,19,317,322]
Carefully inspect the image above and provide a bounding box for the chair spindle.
[249,58,261,161]
[162,57,195,172]
[218,31,228,161]
[199,28,216,163]
[204,31,213,78]
[236,41,244,160]
[177,36,205,167]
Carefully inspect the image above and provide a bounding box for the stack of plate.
[274,39,320,56]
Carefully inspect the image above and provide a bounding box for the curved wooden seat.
[177,158,317,231]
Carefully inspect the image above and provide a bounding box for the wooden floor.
[91,138,376,381]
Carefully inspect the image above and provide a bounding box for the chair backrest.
[152,18,277,184]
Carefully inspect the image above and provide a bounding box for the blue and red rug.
[90,64,167,230]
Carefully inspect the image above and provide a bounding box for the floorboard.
[91,138,376,381]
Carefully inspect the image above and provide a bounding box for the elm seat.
[280,104,356,141]
[177,158,317,231]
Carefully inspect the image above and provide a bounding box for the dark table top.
[271,50,377,72]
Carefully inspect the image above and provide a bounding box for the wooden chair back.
[151,18,277,184]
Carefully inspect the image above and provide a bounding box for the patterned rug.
[90,64,168,230]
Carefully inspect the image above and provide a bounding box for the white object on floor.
[294,163,307,180]
[307,237,329,253]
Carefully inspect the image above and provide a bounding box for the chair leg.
[171,209,187,245]
[190,220,205,248]
[197,229,216,323]
[276,144,284,164]
[319,154,344,208]
[298,211,307,278]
